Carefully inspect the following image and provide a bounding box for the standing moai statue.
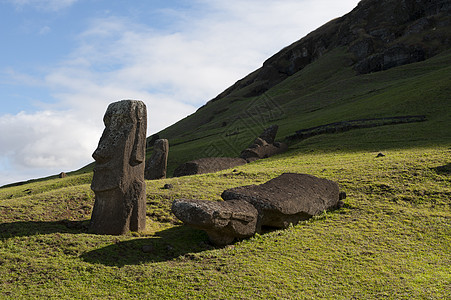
[90,100,147,235]
[144,139,169,180]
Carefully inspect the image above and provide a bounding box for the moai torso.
[90,100,147,235]
[144,139,169,180]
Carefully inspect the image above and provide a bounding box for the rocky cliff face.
[208,0,451,103]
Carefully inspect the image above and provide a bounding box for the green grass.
[155,49,451,176]
[1,145,450,299]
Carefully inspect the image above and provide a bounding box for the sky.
[0,0,361,186]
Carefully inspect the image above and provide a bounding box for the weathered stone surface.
[145,139,169,180]
[241,142,288,161]
[202,0,451,103]
[146,133,160,148]
[163,183,173,190]
[90,100,147,235]
[240,125,287,161]
[355,44,426,74]
[173,157,247,177]
[258,125,279,144]
[249,137,268,148]
[172,199,258,246]
[221,173,339,230]
[59,172,67,178]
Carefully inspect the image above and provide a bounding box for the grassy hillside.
[157,48,451,176]
[0,146,450,298]
[0,50,450,296]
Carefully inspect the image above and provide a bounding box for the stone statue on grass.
[90,100,147,235]
[145,139,169,180]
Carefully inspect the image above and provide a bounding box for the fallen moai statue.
[145,139,169,180]
[90,100,147,235]
[240,125,288,162]
[258,124,279,144]
[172,125,287,177]
[172,173,342,245]
[240,139,288,162]
[222,173,340,231]
[172,199,258,246]
[173,157,247,177]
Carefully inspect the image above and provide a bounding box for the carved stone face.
[91,100,146,192]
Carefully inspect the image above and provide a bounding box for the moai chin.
[144,139,169,180]
[90,100,147,235]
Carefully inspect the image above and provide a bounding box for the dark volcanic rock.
[172,199,258,246]
[163,183,173,190]
[202,0,451,103]
[173,157,247,177]
[258,125,279,144]
[90,100,147,235]
[355,44,426,74]
[145,139,169,180]
[146,134,160,148]
[59,172,67,178]
[221,173,340,230]
[240,142,288,161]
[240,125,287,161]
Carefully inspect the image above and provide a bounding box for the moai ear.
[130,102,147,166]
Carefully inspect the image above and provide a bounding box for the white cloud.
[7,0,78,11]
[0,110,99,184]
[0,0,361,186]
[39,25,51,35]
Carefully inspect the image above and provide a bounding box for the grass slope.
[0,146,450,298]
[152,48,451,176]
[1,37,450,300]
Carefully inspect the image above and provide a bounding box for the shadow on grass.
[432,163,451,175]
[80,226,212,266]
[0,220,89,238]
[0,219,212,266]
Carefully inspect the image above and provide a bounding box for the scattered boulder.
[376,153,386,158]
[59,172,67,178]
[173,157,247,177]
[172,199,258,246]
[163,183,173,190]
[339,191,347,200]
[145,139,169,180]
[90,100,147,235]
[142,244,154,253]
[222,173,340,230]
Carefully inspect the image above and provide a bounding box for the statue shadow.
[432,163,451,175]
[80,226,212,266]
[0,220,213,267]
[0,219,90,239]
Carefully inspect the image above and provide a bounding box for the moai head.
[91,100,147,192]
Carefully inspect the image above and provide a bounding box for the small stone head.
[91,100,147,192]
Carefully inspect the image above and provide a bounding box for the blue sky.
[0,0,361,186]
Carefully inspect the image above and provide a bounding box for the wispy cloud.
[7,0,78,11]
